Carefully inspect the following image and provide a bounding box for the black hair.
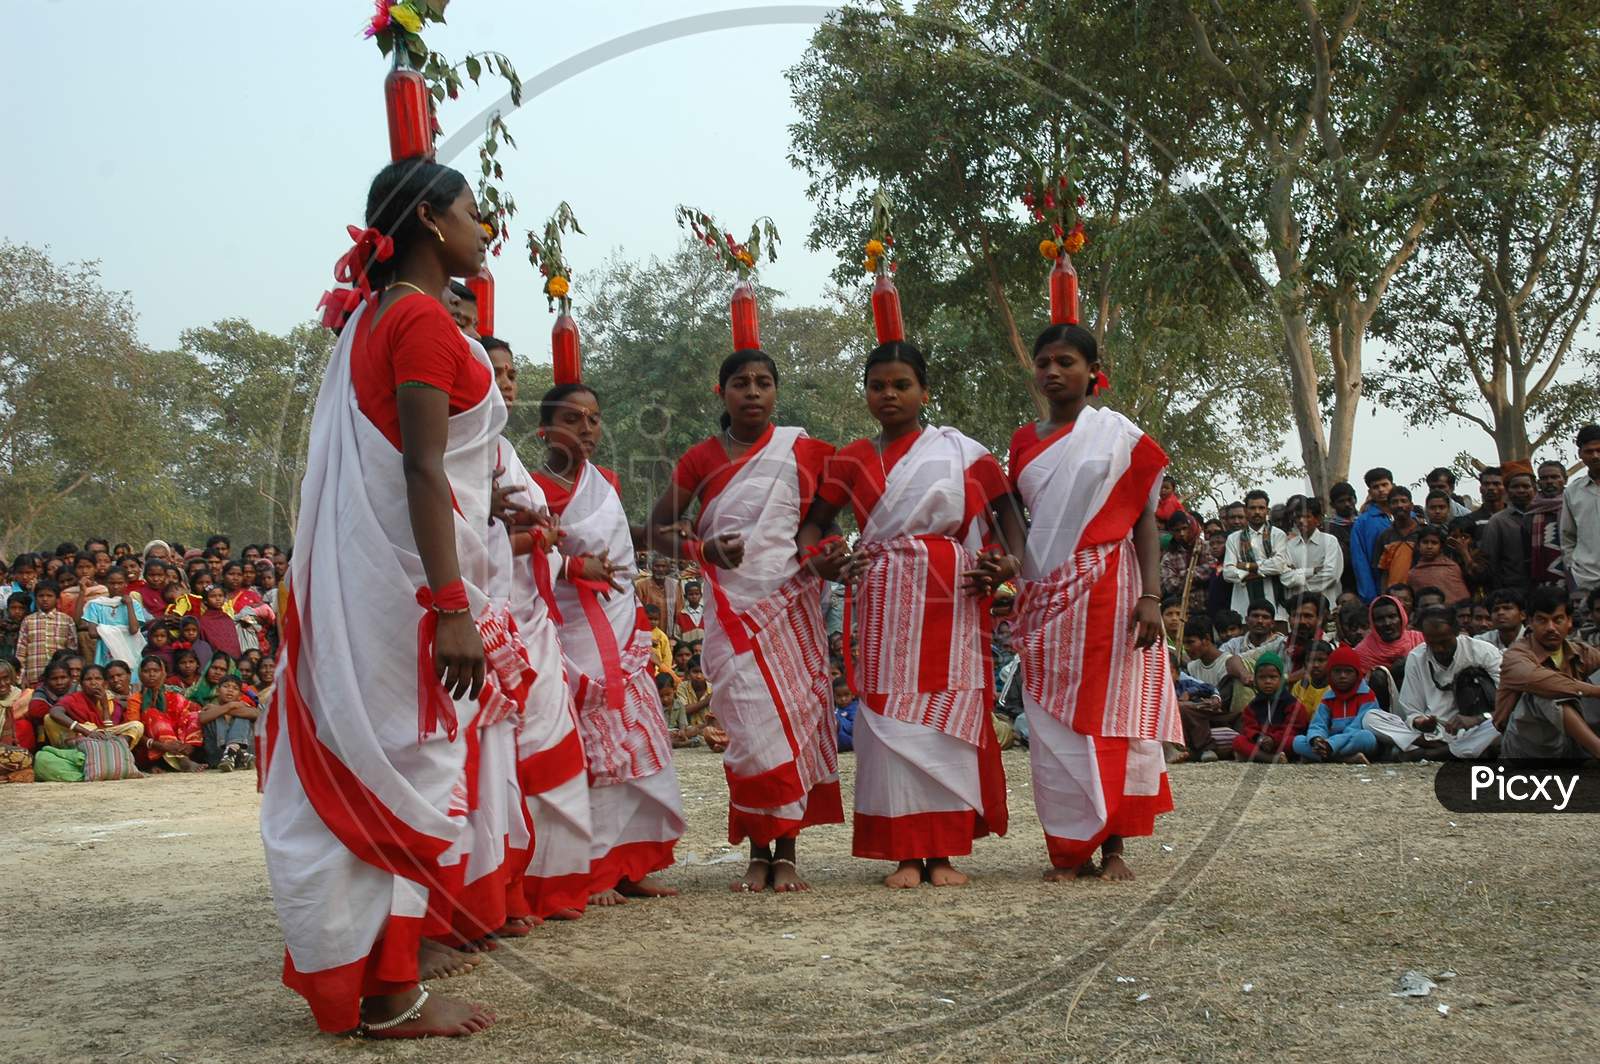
[1417,524,1447,543]
[206,534,230,549]
[33,579,60,597]
[11,553,38,570]
[538,382,598,426]
[479,334,511,354]
[1329,481,1356,502]
[1387,484,1413,502]
[1337,599,1368,628]
[1425,489,1451,503]
[222,560,245,575]
[138,654,169,676]
[1182,617,1215,642]
[1363,467,1394,487]
[718,349,780,430]
[1415,585,1448,602]
[863,341,928,388]
[1245,601,1276,619]
[1488,587,1527,611]
[1160,594,1183,611]
[53,541,78,558]
[1538,459,1566,473]
[1030,323,1102,395]
[1299,496,1323,517]
[1427,466,1457,487]
[1416,604,1457,630]
[202,548,221,560]
[450,280,476,302]
[1285,592,1325,618]
[654,671,675,693]
[1215,609,1243,630]
[144,559,167,574]
[364,158,472,290]
[1384,583,1412,598]
[1527,585,1570,618]
[1480,465,1503,479]
[1163,510,1193,530]
[79,663,107,682]
[1577,423,1600,447]
[687,656,702,672]
[1309,639,1335,656]
[1446,515,1478,538]
[1244,489,1270,505]
[40,658,70,680]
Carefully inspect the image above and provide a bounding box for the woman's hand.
[433,610,486,701]
[489,475,531,528]
[1129,595,1162,649]
[962,552,1020,597]
[702,533,746,570]
[573,552,627,593]
[801,539,851,582]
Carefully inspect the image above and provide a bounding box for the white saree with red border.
[848,427,1008,861]
[258,304,534,1032]
[696,426,842,846]
[547,460,683,894]
[493,438,595,918]
[1011,405,1179,869]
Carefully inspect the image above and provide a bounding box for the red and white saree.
[824,427,1009,861]
[1009,405,1179,870]
[258,302,534,1032]
[537,461,684,895]
[494,439,595,919]
[679,426,843,845]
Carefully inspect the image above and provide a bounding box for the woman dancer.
[648,350,844,893]
[530,382,685,907]
[1008,324,1181,881]
[799,342,1022,888]
[259,158,535,1039]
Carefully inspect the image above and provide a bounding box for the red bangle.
[683,540,705,565]
[422,579,469,613]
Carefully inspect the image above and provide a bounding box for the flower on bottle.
[1063,222,1086,255]
[1039,239,1058,260]
[547,275,570,300]
[388,3,423,34]
[863,256,879,273]
[362,0,391,37]
[865,239,885,258]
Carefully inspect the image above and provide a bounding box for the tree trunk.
[1277,307,1331,497]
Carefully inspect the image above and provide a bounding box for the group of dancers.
[259,158,1181,1039]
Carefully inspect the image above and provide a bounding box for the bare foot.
[494,916,539,937]
[732,858,770,894]
[360,988,495,1039]
[418,940,481,981]
[925,858,968,887]
[883,860,924,889]
[1100,853,1136,881]
[1043,859,1099,882]
[771,857,810,893]
[454,936,498,953]
[1344,752,1371,765]
[546,907,583,921]
[589,888,626,907]
[618,874,679,898]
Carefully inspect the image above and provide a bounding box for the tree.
[0,242,193,556]
[788,2,1291,495]
[1370,16,1600,463]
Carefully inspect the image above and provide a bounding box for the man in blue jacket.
[1350,467,1395,602]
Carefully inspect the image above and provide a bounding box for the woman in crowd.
[170,648,202,692]
[45,662,144,750]
[0,661,33,782]
[25,657,75,745]
[798,342,1020,888]
[531,382,685,908]
[259,157,526,1039]
[195,583,245,660]
[1008,324,1181,881]
[648,350,843,894]
[129,655,205,772]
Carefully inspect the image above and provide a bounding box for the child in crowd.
[16,581,77,685]
[170,649,202,692]
[675,580,706,644]
[645,603,673,678]
[1406,526,1469,602]
[1290,641,1333,719]
[1232,653,1309,763]
[1292,644,1380,764]
[1478,588,1527,650]
[656,672,693,748]
[833,675,858,754]
[197,674,258,770]
[1215,610,1245,645]
[0,597,25,663]
[674,657,713,736]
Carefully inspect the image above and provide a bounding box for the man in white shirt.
[1475,588,1527,650]
[1561,423,1600,597]
[1222,490,1290,621]
[1219,602,1285,663]
[1365,605,1502,760]
[1278,497,1344,615]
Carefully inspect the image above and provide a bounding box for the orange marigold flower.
[1039,239,1058,259]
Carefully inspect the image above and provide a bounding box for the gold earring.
[432,227,446,243]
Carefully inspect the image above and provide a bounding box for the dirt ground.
[3,748,1597,1064]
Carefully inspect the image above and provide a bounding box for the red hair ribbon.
[317,225,396,330]
[1092,370,1110,394]
[415,579,470,743]
[800,534,844,563]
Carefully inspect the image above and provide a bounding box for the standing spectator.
[57,553,107,617]
[1222,502,1248,534]
[633,556,682,638]
[0,597,25,665]
[1222,490,1289,620]
[1468,466,1507,530]
[1350,468,1394,602]
[1560,424,1600,599]
[1406,526,1470,604]
[1445,515,1492,595]
[1155,475,1186,522]
[1529,461,1567,588]
[1365,606,1501,761]
[1481,467,1538,593]
[1371,486,1422,590]
[1278,497,1343,614]
[1423,491,1455,527]
[78,568,149,666]
[1495,587,1600,759]
[1159,510,1212,606]
[1426,467,1474,517]
[674,580,706,645]
[205,534,231,561]
[1325,482,1360,532]
[15,581,77,685]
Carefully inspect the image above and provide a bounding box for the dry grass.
[2,750,1595,1063]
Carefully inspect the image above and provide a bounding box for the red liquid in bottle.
[384,51,433,162]
[466,268,494,336]
[552,312,581,384]
[730,279,760,350]
[1049,254,1079,325]
[871,272,905,343]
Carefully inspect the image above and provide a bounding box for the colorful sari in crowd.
[45,688,145,750]
[129,686,202,767]
[1009,406,1181,870]
[496,438,594,920]
[534,459,684,897]
[257,296,535,1033]
[818,427,1009,860]
[673,425,843,845]
[0,685,34,781]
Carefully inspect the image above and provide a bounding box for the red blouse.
[817,430,1010,530]
[671,425,833,508]
[352,294,491,451]
[531,464,621,518]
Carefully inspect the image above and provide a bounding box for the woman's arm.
[647,482,744,569]
[1130,503,1162,647]
[397,386,485,700]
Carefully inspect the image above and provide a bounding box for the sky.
[1,0,1524,502]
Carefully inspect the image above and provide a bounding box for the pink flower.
[363,0,391,38]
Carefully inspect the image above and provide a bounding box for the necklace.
[724,426,761,448]
[541,459,575,487]
[389,281,429,298]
